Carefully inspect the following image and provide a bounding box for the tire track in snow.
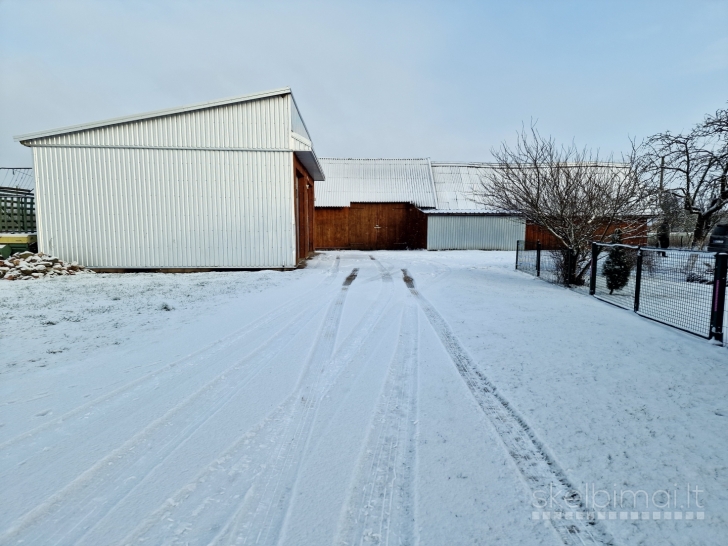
[0,268,348,544]
[208,262,398,546]
[401,270,615,546]
[0,256,342,452]
[336,302,419,546]
[115,266,389,546]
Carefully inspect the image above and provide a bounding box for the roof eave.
[294,150,326,181]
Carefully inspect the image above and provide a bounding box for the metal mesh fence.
[540,249,568,285]
[515,240,537,276]
[591,245,639,311]
[638,248,714,337]
[516,240,726,341]
[515,242,578,286]
[592,244,719,338]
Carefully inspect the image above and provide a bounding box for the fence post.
[589,243,598,295]
[536,241,541,277]
[515,240,520,270]
[564,249,573,287]
[710,252,727,342]
[634,248,643,313]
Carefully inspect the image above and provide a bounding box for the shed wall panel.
[30,95,291,150]
[314,207,350,249]
[426,215,524,250]
[33,147,295,268]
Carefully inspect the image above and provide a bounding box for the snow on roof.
[315,158,437,208]
[14,87,292,142]
[430,162,500,213]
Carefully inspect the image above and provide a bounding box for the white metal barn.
[426,162,524,250]
[14,87,324,269]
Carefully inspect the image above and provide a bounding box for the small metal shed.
[14,88,324,269]
[427,162,524,250]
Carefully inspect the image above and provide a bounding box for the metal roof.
[0,168,34,193]
[14,87,293,142]
[430,162,499,212]
[315,158,437,208]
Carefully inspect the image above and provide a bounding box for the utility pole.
[657,156,670,248]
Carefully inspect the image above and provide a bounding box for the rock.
[2,252,90,280]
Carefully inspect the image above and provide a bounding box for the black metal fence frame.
[516,240,727,342]
[589,243,726,342]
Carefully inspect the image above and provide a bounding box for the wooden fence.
[0,188,36,233]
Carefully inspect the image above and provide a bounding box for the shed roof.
[14,87,293,143]
[13,87,325,181]
[315,158,437,208]
[430,162,500,213]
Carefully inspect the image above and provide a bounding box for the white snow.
[1,250,726,545]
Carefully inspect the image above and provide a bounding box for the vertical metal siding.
[28,94,298,268]
[30,94,290,149]
[427,215,525,250]
[34,147,294,268]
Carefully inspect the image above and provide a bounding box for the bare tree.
[638,106,728,249]
[474,125,648,284]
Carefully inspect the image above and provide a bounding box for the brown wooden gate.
[315,202,427,250]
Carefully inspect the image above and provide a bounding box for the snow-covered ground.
[2,251,726,545]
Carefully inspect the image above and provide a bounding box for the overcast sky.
[1,0,726,167]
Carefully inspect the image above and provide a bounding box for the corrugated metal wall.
[426,215,525,250]
[29,94,291,149]
[29,94,298,268]
[33,147,295,268]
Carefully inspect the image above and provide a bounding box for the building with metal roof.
[314,158,433,250]
[14,87,323,269]
[426,162,524,250]
[313,159,523,251]
[316,158,436,208]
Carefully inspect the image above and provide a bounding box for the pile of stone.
[0,251,94,280]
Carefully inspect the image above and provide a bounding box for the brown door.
[347,203,411,250]
[375,203,409,250]
[349,203,378,249]
[296,170,314,262]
